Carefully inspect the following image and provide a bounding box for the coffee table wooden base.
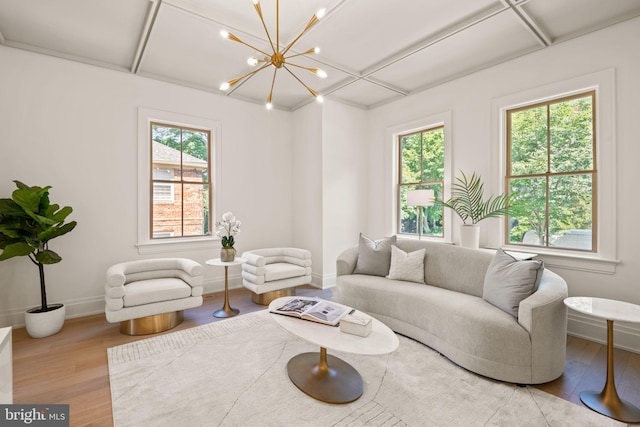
[287,347,363,404]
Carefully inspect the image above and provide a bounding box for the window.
[398,126,445,238]
[150,122,211,239]
[506,91,596,252]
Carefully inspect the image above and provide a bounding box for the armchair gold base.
[251,288,296,306]
[120,311,184,335]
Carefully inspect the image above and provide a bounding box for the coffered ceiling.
[0,0,639,111]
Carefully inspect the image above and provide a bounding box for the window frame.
[149,122,212,240]
[387,112,452,242]
[490,69,618,273]
[505,90,597,252]
[397,125,445,239]
[137,108,221,254]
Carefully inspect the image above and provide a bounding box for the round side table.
[206,257,247,318]
[564,296,640,423]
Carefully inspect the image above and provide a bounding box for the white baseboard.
[311,272,336,289]
[0,295,106,329]
[567,312,640,354]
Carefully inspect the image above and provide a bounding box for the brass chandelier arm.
[284,47,317,60]
[252,1,277,54]
[267,67,278,105]
[283,65,319,97]
[286,62,322,75]
[281,14,319,56]
[226,32,271,58]
[227,62,272,88]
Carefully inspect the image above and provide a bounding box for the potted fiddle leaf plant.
[0,181,77,338]
[434,171,510,249]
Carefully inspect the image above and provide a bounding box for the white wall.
[321,101,368,282]
[291,102,324,280]
[366,17,640,351]
[291,100,368,287]
[0,46,293,326]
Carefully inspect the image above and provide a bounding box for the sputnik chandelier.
[219,0,328,109]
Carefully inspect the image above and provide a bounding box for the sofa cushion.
[124,278,192,307]
[396,239,493,297]
[386,245,425,283]
[336,274,532,369]
[482,249,544,317]
[264,262,307,281]
[353,233,396,277]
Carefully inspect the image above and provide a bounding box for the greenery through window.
[506,91,596,251]
[151,123,211,239]
[398,126,444,237]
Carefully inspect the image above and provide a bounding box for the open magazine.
[270,296,353,326]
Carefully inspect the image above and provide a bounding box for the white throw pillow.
[386,245,426,284]
[482,248,544,317]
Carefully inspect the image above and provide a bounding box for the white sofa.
[334,238,568,384]
[241,248,312,305]
[105,258,203,334]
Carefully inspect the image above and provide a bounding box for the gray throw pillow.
[482,249,544,317]
[386,245,425,283]
[353,234,396,277]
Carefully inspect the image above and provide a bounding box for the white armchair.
[241,248,312,305]
[105,258,203,335]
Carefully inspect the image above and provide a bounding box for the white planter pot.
[25,304,65,338]
[459,225,480,249]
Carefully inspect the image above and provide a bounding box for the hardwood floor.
[10,286,640,426]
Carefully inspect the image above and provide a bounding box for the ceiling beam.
[360,2,507,78]
[511,6,551,47]
[131,0,162,74]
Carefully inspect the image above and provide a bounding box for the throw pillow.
[353,234,396,277]
[482,249,544,317]
[386,245,426,284]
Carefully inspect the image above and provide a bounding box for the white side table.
[564,296,640,422]
[206,257,247,318]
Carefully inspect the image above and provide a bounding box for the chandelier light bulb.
[315,69,327,79]
[316,95,324,103]
[220,30,229,39]
[266,102,273,110]
[219,82,230,91]
[315,8,326,19]
[314,47,320,54]
[252,0,259,5]
[247,57,259,66]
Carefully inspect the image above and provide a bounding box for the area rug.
[108,310,623,426]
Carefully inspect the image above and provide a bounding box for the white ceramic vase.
[25,304,65,338]
[459,224,480,249]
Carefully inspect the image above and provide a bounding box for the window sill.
[136,236,218,255]
[499,245,619,275]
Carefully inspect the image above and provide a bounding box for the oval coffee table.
[269,297,399,404]
[564,296,640,423]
